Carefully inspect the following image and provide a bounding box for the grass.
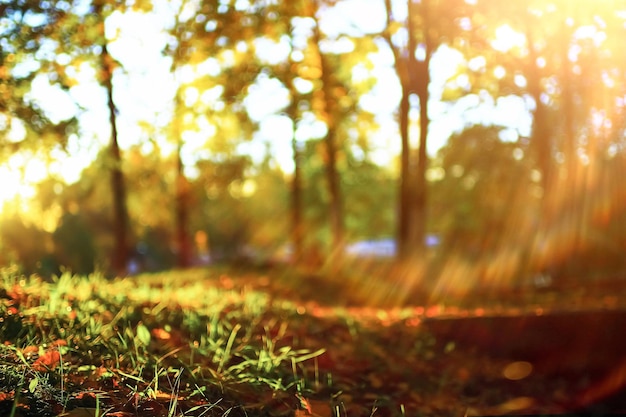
[2,263,626,416]
[0,266,329,416]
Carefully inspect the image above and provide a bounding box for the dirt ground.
[237,268,626,416]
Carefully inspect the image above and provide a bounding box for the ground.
[1,264,625,417]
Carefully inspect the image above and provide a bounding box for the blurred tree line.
[1,0,625,286]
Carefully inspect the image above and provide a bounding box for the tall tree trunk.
[311,13,344,259]
[286,73,304,263]
[175,141,192,267]
[383,0,414,261]
[398,87,411,259]
[412,91,429,255]
[323,124,344,256]
[290,122,304,264]
[101,42,129,275]
[169,11,193,269]
[285,15,305,264]
[410,0,431,257]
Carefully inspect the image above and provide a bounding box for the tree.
[238,0,346,263]
[98,24,130,275]
[256,0,310,264]
[164,0,271,264]
[264,0,358,264]
[438,0,626,280]
[309,2,345,260]
[289,98,305,263]
[433,125,532,254]
[410,0,433,261]
[0,0,139,274]
[381,0,471,261]
[381,0,417,261]
[0,1,77,157]
[300,1,380,261]
[168,3,193,268]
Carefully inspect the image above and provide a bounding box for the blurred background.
[1,0,625,295]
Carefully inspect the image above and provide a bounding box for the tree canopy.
[1,0,625,287]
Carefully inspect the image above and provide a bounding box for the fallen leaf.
[151,328,171,340]
[502,361,533,380]
[32,350,60,372]
[22,346,38,356]
[295,398,332,417]
[73,391,99,401]
[495,396,535,413]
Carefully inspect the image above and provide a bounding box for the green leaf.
[29,378,38,393]
[291,348,326,364]
[136,323,151,347]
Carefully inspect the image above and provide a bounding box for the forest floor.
[1,263,626,417]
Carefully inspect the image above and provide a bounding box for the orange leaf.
[297,396,332,417]
[298,396,312,414]
[32,350,60,372]
[151,328,171,340]
[22,346,38,355]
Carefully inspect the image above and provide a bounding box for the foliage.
[431,125,534,254]
[1,0,626,285]
[300,138,396,250]
[0,0,78,155]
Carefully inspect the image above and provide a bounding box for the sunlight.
[0,151,68,217]
[491,24,526,53]
[0,154,42,213]
[0,165,37,215]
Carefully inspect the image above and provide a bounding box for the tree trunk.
[383,0,415,261]
[290,128,304,264]
[323,126,344,256]
[408,0,431,257]
[101,42,129,275]
[169,11,193,269]
[311,14,345,260]
[175,142,192,267]
[398,87,411,259]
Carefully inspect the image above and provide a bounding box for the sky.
[0,0,533,213]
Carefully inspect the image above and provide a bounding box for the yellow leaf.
[502,361,533,380]
[495,396,535,413]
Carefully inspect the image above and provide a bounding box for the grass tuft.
[0,267,327,416]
